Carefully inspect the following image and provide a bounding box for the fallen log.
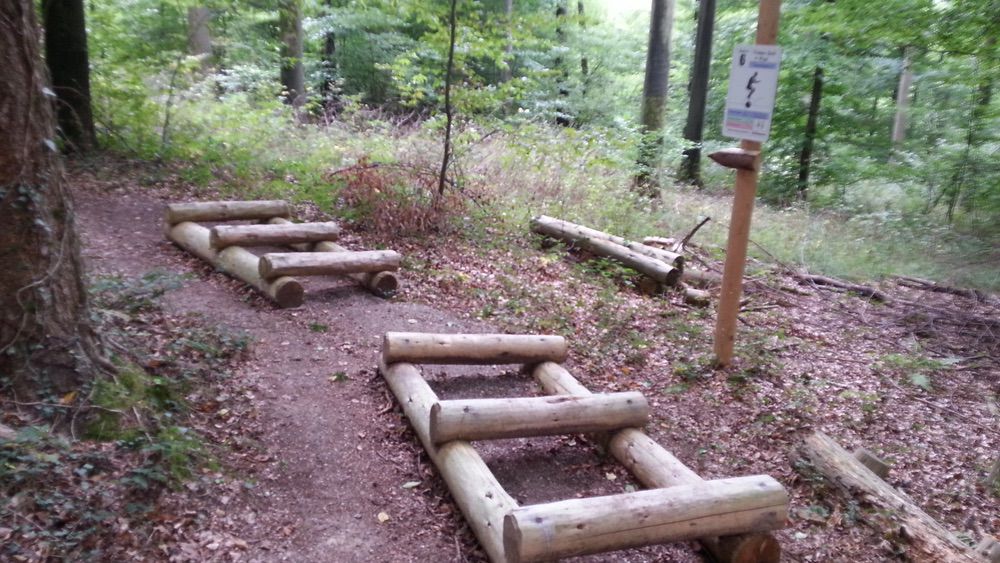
[796,431,983,562]
[259,250,401,279]
[853,447,890,479]
[977,537,1000,563]
[267,218,399,298]
[792,272,890,303]
[429,392,648,444]
[382,332,568,366]
[532,362,783,563]
[168,222,303,308]
[210,221,340,249]
[383,362,517,563]
[683,286,711,307]
[531,215,684,269]
[165,200,290,224]
[684,267,722,287]
[895,275,992,303]
[503,475,787,563]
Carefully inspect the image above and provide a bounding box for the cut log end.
[366,271,400,298]
[272,277,305,308]
[709,532,781,563]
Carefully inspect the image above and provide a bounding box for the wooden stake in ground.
[712,0,781,367]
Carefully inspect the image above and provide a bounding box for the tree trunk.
[279,0,306,107]
[186,6,212,65]
[437,0,458,196]
[501,0,513,82]
[636,0,676,194]
[578,2,588,89]
[1,0,106,401]
[890,46,914,148]
[320,0,338,101]
[42,0,97,152]
[554,2,571,126]
[797,66,824,200]
[679,0,715,185]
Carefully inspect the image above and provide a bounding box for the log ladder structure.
[165,200,401,307]
[381,332,790,563]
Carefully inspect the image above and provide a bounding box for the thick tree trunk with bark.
[187,6,213,65]
[279,0,306,107]
[797,66,824,199]
[1,0,106,400]
[679,0,716,185]
[636,0,676,193]
[42,0,97,151]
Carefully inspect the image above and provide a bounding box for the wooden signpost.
[711,0,782,367]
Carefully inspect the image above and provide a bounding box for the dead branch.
[791,272,891,303]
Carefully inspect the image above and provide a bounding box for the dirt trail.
[74,184,682,562]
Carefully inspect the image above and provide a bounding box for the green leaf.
[909,373,932,391]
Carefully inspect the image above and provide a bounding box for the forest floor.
[34,157,1000,561]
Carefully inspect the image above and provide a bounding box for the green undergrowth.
[97,79,999,292]
[0,271,250,560]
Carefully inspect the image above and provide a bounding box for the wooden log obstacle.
[531,215,683,289]
[381,332,789,563]
[165,200,401,307]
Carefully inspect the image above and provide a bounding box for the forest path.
[74,184,482,562]
[71,173,686,562]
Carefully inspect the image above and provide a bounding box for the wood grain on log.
[797,431,982,562]
[503,475,788,563]
[382,332,567,366]
[853,447,890,479]
[168,222,303,308]
[259,250,400,279]
[531,215,684,269]
[684,287,711,307]
[267,218,399,297]
[532,362,783,563]
[383,362,516,563]
[429,392,648,444]
[165,200,290,224]
[210,221,340,249]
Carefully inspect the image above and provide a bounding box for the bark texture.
[1,0,105,400]
[279,0,306,106]
[42,0,97,151]
[187,6,213,64]
[636,0,676,192]
[679,0,716,184]
[797,66,824,199]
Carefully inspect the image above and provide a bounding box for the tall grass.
[100,79,1000,291]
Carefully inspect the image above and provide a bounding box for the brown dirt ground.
[71,159,999,562]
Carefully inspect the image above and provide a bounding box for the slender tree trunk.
[797,66,823,200]
[437,0,458,196]
[320,0,338,101]
[679,0,715,185]
[636,0,676,194]
[42,0,96,152]
[279,0,306,107]
[554,2,571,126]
[501,0,513,82]
[1,0,106,401]
[187,6,213,65]
[890,45,914,148]
[578,2,588,90]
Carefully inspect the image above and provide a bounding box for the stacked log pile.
[165,200,401,306]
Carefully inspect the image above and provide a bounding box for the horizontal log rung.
[165,200,290,224]
[429,392,649,444]
[210,221,340,249]
[259,250,401,279]
[382,332,568,366]
[503,475,788,563]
